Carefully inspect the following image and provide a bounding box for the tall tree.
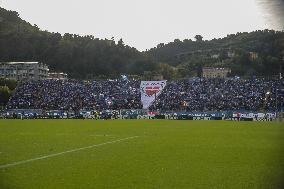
[194,35,203,42]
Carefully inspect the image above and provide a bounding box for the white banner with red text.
[140,80,167,109]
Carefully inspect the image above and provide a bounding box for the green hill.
[146,31,284,77]
[0,7,283,79]
[0,7,156,79]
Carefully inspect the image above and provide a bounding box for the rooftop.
[49,72,68,76]
[0,62,39,65]
[203,67,230,70]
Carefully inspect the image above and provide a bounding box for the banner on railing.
[140,80,167,109]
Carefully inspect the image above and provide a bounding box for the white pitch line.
[0,136,139,169]
[89,134,114,137]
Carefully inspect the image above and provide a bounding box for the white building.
[0,62,49,81]
[48,72,68,80]
[211,54,220,59]
[227,51,235,58]
[202,67,231,78]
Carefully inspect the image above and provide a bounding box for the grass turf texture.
[0,120,284,189]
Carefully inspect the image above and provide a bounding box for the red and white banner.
[140,80,167,109]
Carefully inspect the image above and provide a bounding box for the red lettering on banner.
[145,86,161,96]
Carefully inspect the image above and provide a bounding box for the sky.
[0,0,283,51]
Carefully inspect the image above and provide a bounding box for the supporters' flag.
[105,97,113,106]
[182,101,188,107]
[140,80,167,109]
[121,74,128,81]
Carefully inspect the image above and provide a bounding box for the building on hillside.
[211,54,220,59]
[48,72,68,80]
[249,52,258,61]
[0,62,49,81]
[227,51,236,58]
[127,75,141,80]
[152,74,164,80]
[143,71,164,80]
[202,67,231,78]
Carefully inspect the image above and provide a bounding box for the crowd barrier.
[0,109,278,121]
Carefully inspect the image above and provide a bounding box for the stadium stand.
[6,78,283,113]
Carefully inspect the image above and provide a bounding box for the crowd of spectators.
[6,78,283,112]
[152,78,282,111]
[7,79,141,111]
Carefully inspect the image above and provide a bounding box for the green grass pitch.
[0,120,284,189]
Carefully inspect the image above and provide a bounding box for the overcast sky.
[1,0,283,51]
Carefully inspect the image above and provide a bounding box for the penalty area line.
[0,136,139,169]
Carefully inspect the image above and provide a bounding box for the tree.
[117,38,124,47]
[194,35,203,42]
[0,86,11,106]
[174,39,181,43]
[0,78,17,90]
[159,63,176,79]
[157,43,165,48]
